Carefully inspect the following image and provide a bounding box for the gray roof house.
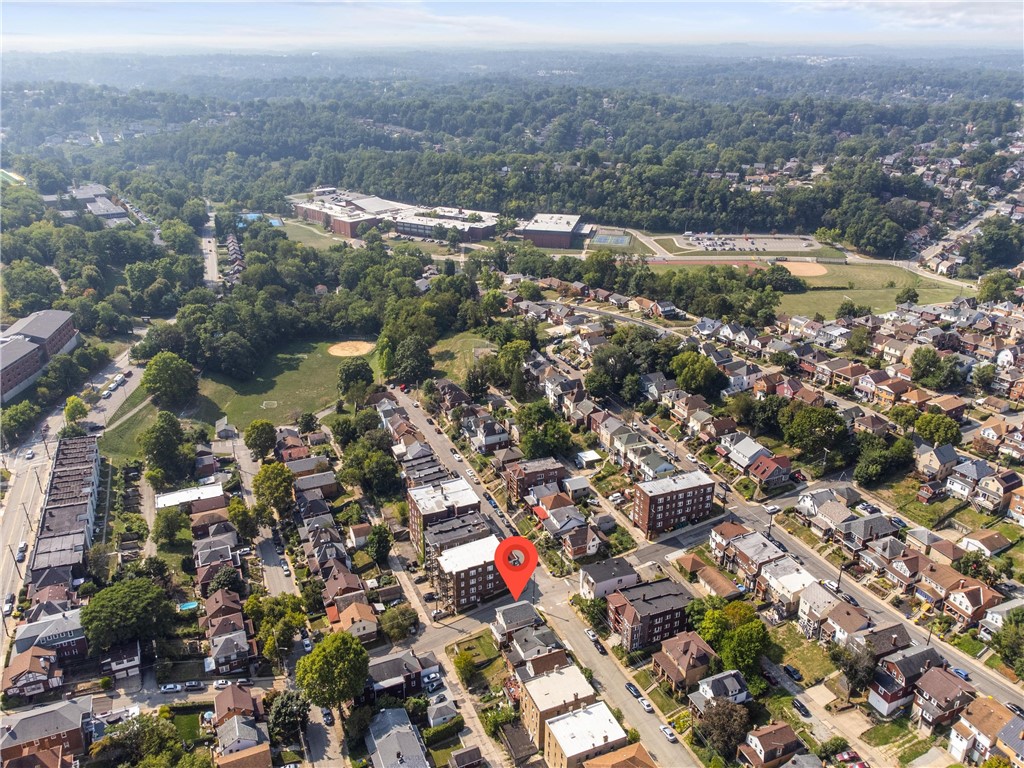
[366,708,429,768]
[688,669,751,716]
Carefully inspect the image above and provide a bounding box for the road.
[201,206,220,286]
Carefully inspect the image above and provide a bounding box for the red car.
[834,753,861,764]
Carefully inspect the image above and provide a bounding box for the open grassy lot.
[173,712,202,743]
[768,623,836,684]
[431,332,497,383]
[193,340,353,428]
[98,399,159,465]
[873,474,963,528]
[777,263,965,317]
[279,218,348,249]
[861,717,911,747]
[428,738,463,767]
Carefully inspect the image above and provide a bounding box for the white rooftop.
[523,213,582,233]
[155,483,224,509]
[408,477,478,515]
[436,535,500,575]
[545,701,626,758]
[636,470,713,496]
[522,665,593,711]
[761,556,817,595]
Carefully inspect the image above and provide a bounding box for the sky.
[2,1,1022,53]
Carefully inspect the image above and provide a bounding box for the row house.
[709,521,752,562]
[201,589,257,675]
[819,603,871,646]
[867,646,945,717]
[949,699,1015,765]
[718,531,786,589]
[797,582,841,639]
[915,441,960,482]
[947,459,995,500]
[972,470,1022,513]
[754,556,816,618]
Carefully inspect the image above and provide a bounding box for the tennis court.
[591,233,632,247]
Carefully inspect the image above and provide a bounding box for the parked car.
[790,470,807,482]
[890,516,907,529]
[763,671,778,686]
[17,541,28,553]
[160,684,182,693]
[763,504,781,514]
[660,725,678,743]
[414,575,428,584]
[792,699,810,717]
[821,580,840,595]
[427,681,444,693]
[848,763,870,768]
[1007,703,1024,718]
[236,678,253,687]
[15,551,25,563]
[423,592,437,602]
[686,453,698,463]
[624,682,642,698]
[841,593,860,607]
[638,698,654,713]
[783,664,803,682]
[593,640,607,655]
[213,679,231,689]
[321,708,335,726]
[25,449,35,459]
[585,629,599,641]
[302,638,313,652]
[430,694,447,705]
[952,668,970,681]
[424,672,441,683]
[184,680,204,691]
[432,609,449,620]
[834,752,861,763]
[101,390,112,399]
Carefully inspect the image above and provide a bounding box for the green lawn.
[428,738,463,767]
[777,263,965,317]
[872,474,962,528]
[280,218,348,249]
[949,631,986,657]
[768,623,836,684]
[431,332,497,383]
[98,399,160,464]
[634,669,654,690]
[173,713,201,743]
[193,340,356,428]
[106,382,151,424]
[861,717,911,747]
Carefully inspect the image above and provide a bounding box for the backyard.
[768,623,836,684]
[872,474,963,528]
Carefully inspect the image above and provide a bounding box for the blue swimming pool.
[178,601,199,611]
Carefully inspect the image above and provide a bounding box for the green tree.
[81,578,176,651]
[159,218,198,254]
[699,609,730,650]
[151,507,188,546]
[671,351,728,399]
[888,404,920,433]
[295,631,371,709]
[453,650,477,686]
[141,351,197,407]
[393,335,434,384]
[366,523,393,564]
[720,620,769,678]
[377,336,395,379]
[301,577,326,615]
[297,411,318,434]
[1,400,41,444]
[244,419,276,459]
[915,411,962,446]
[846,325,872,356]
[380,604,419,640]
[138,410,192,479]
[697,697,749,759]
[338,357,374,399]
[268,689,310,743]
[894,287,919,305]
[828,641,876,700]
[980,757,1013,768]
[227,497,264,541]
[783,405,847,457]
[973,363,997,392]
[208,566,246,595]
[90,712,181,764]
[576,596,608,629]
[63,395,88,424]
[253,462,295,515]
[722,601,757,629]
[815,737,851,761]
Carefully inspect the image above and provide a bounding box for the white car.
[821,579,840,595]
[638,698,654,713]
[160,683,182,694]
[302,637,313,652]
[424,672,441,683]
[213,679,231,689]
[686,453,697,463]
[454,454,463,462]
[763,504,781,514]
[585,629,599,641]
[25,449,34,459]
[660,725,677,743]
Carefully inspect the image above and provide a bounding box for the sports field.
[431,332,496,382]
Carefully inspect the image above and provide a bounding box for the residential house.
[913,666,976,730]
[876,378,913,409]
[491,601,542,644]
[960,529,1014,557]
[979,597,1024,641]
[505,458,568,504]
[754,557,817,618]
[796,488,843,518]
[2,647,63,698]
[820,603,871,646]
[837,513,897,556]
[581,743,656,768]
[13,609,86,659]
[651,632,718,692]
[99,641,142,681]
[854,412,891,437]
[973,470,1023,513]
[427,701,459,728]
[995,717,1024,768]
[719,433,772,473]
[0,698,92,764]
[947,459,995,500]
[747,455,792,490]
[606,581,692,651]
[214,684,260,728]
[366,708,429,768]
[719,532,786,588]
[336,602,379,644]
[737,723,803,768]
[577,559,643,603]
[562,525,601,560]
[931,394,969,422]
[809,501,858,541]
[709,521,751,562]
[543,702,627,768]
[867,645,945,717]
[944,580,1004,628]
[948,698,1014,765]
[688,670,751,718]
[797,582,841,639]
[852,622,913,661]
[356,649,438,706]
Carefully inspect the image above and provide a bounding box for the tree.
[1,400,41,444]
[297,411,318,434]
[453,650,477,686]
[253,462,295,515]
[381,604,419,640]
[208,566,246,595]
[296,631,371,709]
[151,507,188,546]
[141,351,196,407]
[889,404,920,433]
[973,363,997,392]
[244,419,276,459]
[697,697,749,759]
[720,620,769,678]
[268,689,310,743]
[956,550,1012,586]
[393,335,434,384]
[671,351,728,399]
[815,737,851,761]
[227,496,263,541]
[80,578,176,651]
[138,410,192,480]
[576,596,608,629]
[846,326,872,356]
[90,712,181,764]
[916,412,962,446]
[699,609,730,650]
[338,357,374,399]
[894,287,919,305]
[835,300,871,319]
[300,577,326,615]
[366,523,393,564]
[769,351,798,372]
[829,641,877,700]
[980,758,1013,768]
[783,406,847,457]
[722,601,757,629]
[63,395,88,424]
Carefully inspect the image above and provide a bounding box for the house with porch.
[651,632,718,692]
[913,666,976,731]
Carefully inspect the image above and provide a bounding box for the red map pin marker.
[494,536,538,600]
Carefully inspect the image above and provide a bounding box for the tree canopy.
[141,351,197,407]
[81,578,176,651]
[295,631,370,708]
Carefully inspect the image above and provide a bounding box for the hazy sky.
[3,1,1022,52]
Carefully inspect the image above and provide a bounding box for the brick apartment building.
[607,581,693,651]
[1,309,79,402]
[407,477,480,552]
[505,458,568,505]
[435,535,502,613]
[631,470,715,538]
[423,512,493,578]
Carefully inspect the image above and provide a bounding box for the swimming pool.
[178,601,199,611]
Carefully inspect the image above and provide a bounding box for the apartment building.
[542,702,627,768]
[606,581,692,651]
[0,309,79,402]
[407,477,480,552]
[520,666,597,748]
[422,512,492,578]
[631,470,715,538]
[505,458,568,504]
[435,535,502,613]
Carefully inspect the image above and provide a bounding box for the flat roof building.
[520,665,597,748]
[632,470,715,539]
[435,535,502,612]
[408,477,480,552]
[543,702,627,768]
[519,214,584,249]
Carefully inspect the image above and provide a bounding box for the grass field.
[279,218,347,249]
[99,398,159,465]
[431,332,497,383]
[193,340,355,428]
[768,623,836,684]
[873,475,962,528]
